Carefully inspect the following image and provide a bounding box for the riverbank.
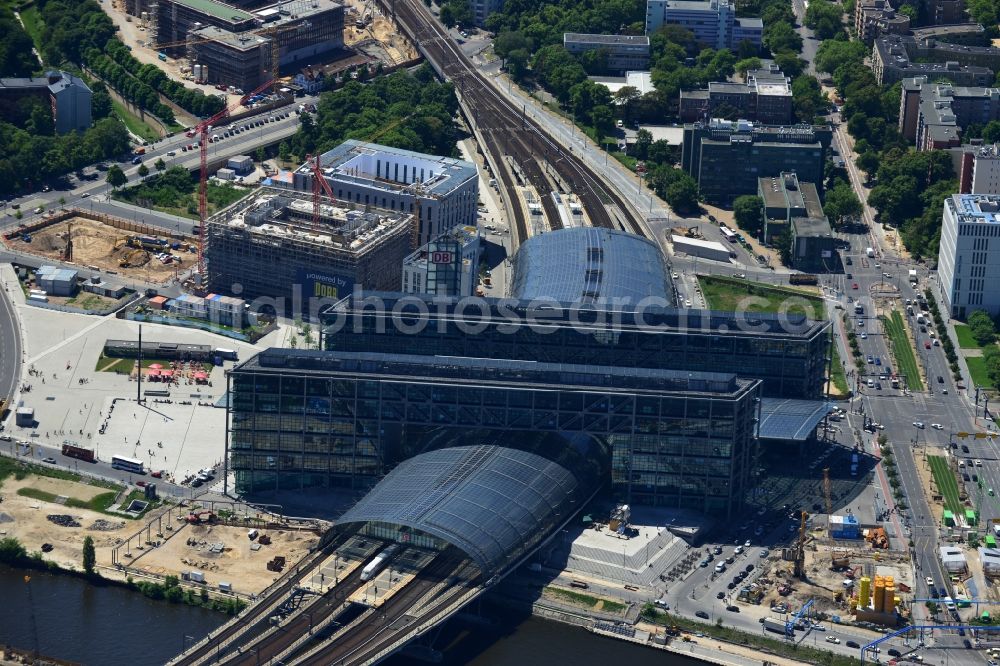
[0,536,245,615]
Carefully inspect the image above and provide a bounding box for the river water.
[0,566,702,666]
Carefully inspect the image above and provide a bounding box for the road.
[0,102,310,234]
[0,274,22,412]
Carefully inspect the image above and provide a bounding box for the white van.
[715,562,726,573]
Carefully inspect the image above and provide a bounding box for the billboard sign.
[298,270,354,300]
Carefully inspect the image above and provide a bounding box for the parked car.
[695,611,710,619]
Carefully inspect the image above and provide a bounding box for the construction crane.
[823,467,833,515]
[794,510,809,579]
[190,78,274,283]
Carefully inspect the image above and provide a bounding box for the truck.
[62,443,95,463]
[789,273,819,286]
[763,618,790,635]
[866,247,876,258]
[909,269,918,283]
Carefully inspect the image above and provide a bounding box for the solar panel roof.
[336,446,581,575]
[758,398,833,441]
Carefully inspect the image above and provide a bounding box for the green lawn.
[698,275,826,319]
[955,324,983,350]
[111,98,160,144]
[881,311,924,391]
[966,356,995,391]
[17,6,45,65]
[546,586,626,614]
[928,455,963,515]
[17,487,119,513]
[830,345,850,396]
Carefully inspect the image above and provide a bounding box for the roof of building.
[255,0,341,23]
[758,398,833,441]
[661,0,725,12]
[0,71,89,94]
[791,216,833,238]
[670,235,729,253]
[563,33,650,46]
[336,445,583,575]
[799,182,825,219]
[911,23,984,40]
[37,265,78,281]
[875,36,997,77]
[167,0,254,22]
[735,17,763,28]
[592,71,654,96]
[404,224,480,266]
[947,194,1000,224]
[939,545,967,562]
[510,227,670,306]
[247,348,752,396]
[191,25,268,50]
[314,140,477,198]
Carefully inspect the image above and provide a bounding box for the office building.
[155,0,343,85]
[226,348,762,516]
[291,140,479,247]
[644,0,762,50]
[679,65,793,125]
[937,194,1000,318]
[205,188,413,304]
[563,33,650,73]
[757,172,835,270]
[872,34,997,87]
[469,0,503,25]
[854,0,909,44]
[899,77,1000,150]
[188,27,269,90]
[681,119,832,204]
[401,224,481,297]
[0,72,91,134]
[949,143,1000,194]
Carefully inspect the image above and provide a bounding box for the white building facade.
[645,0,761,49]
[937,194,1000,319]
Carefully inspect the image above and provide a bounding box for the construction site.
[205,187,414,301]
[341,0,418,66]
[2,211,199,284]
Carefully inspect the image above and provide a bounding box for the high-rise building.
[401,224,481,297]
[937,194,1000,318]
[681,119,831,204]
[645,0,761,50]
[290,140,479,248]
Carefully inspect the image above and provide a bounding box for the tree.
[633,129,653,160]
[137,163,149,179]
[82,536,96,575]
[734,57,762,77]
[154,158,166,173]
[968,310,997,346]
[983,121,1000,143]
[733,195,764,237]
[815,40,867,75]
[824,182,863,225]
[106,165,126,190]
[763,22,802,54]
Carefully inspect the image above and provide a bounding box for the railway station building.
[226,227,831,515]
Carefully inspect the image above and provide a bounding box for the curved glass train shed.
[510,227,671,305]
[331,445,588,577]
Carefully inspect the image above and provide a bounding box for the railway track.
[291,552,479,666]
[170,545,333,666]
[391,0,646,242]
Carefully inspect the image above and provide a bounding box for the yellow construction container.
[873,577,885,612]
[859,576,871,608]
[882,586,895,613]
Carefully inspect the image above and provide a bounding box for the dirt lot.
[343,2,417,64]
[8,217,195,283]
[0,475,132,571]
[129,521,318,595]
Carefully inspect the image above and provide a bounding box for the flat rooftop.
[313,140,477,198]
[242,349,757,397]
[165,0,254,22]
[255,0,342,23]
[948,194,1000,223]
[563,33,650,46]
[191,25,268,50]
[791,216,833,238]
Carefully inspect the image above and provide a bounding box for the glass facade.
[319,294,829,399]
[226,349,761,518]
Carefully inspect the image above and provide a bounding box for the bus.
[720,227,737,242]
[111,455,146,474]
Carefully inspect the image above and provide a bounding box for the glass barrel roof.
[336,446,581,575]
[758,398,834,441]
[510,227,671,305]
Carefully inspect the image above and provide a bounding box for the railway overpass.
[169,444,601,666]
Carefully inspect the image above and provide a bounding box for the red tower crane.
[306,153,335,228]
[189,79,273,285]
